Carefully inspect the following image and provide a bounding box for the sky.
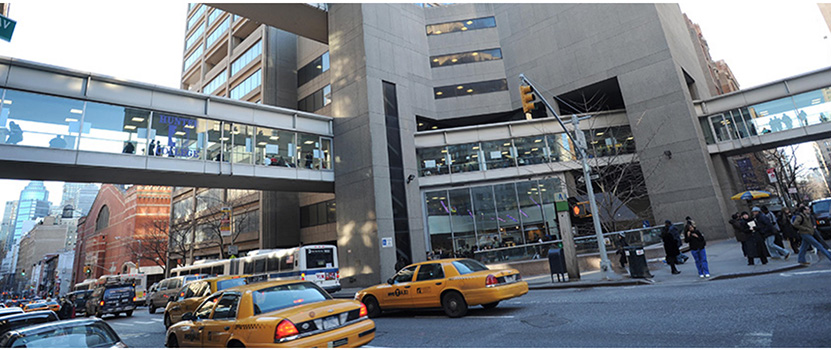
[0,1,830,210]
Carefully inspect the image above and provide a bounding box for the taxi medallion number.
[323,316,340,330]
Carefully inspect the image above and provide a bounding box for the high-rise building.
[0,200,17,248]
[7,181,51,250]
[820,4,831,34]
[58,183,99,217]
[15,216,74,292]
[684,14,740,96]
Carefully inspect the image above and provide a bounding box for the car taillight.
[486,274,498,287]
[99,301,104,306]
[359,303,368,318]
[300,273,305,281]
[132,296,136,302]
[275,319,299,340]
[337,273,340,279]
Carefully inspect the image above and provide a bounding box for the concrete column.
[557,211,580,280]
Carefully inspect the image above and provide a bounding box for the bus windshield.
[305,248,334,269]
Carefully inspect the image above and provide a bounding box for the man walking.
[753,207,790,260]
[792,205,831,265]
[742,211,769,265]
[661,220,681,274]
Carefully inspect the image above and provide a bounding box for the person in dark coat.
[778,207,800,253]
[615,232,627,269]
[754,206,790,259]
[730,213,749,257]
[661,220,681,274]
[744,210,769,265]
[684,223,709,278]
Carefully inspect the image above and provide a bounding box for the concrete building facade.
[14,216,72,292]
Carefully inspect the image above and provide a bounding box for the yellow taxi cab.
[355,258,528,318]
[22,302,50,313]
[165,280,375,348]
[163,275,249,329]
[45,301,61,313]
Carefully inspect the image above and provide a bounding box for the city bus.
[72,279,97,292]
[169,245,340,293]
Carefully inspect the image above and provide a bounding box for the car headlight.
[354,292,360,300]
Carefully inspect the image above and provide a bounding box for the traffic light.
[83,266,91,275]
[571,201,592,218]
[20,269,25,277]
[520,85,536,113]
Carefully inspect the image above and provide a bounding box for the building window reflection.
[447,142,480,173]
[430,48,502,68]
[434,79,508,99]
[426,16,496,36]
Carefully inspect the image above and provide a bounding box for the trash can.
[625,246,652,278]
[548,248,567,282]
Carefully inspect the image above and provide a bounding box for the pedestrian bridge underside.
[698,66,831,156]
[0,57,335,192]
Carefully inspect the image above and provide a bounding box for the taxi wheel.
[441,291,468,318]
[227,340,245,348]
[363,296,382,318]
[167,335,179,348]
[126,310,133,317]
[482,301,499,310]
[164,314,171,329]
[149,302,156,314]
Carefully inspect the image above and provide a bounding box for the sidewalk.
[526,238,821,289]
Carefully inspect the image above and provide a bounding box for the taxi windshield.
[217,278,247,291]
[27,303,46,309]
[451,259,489,275]
[251,282,329,315]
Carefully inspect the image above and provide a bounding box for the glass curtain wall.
[425,178,563,256]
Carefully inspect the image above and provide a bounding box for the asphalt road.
[99,262,831,348]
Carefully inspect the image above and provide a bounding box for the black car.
[810,198,831,239]
[0,310,59,336]
[86,284,136,318]
[68,290,93,316]
[0,318,126,348]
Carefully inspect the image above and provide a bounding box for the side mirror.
[181,312,193,321]
[386,278,394,285]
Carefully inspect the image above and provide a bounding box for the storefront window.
[516,180,545,243]
[425,190,452,255]
[230,123,253,164]
[539,178,562,240]
[254,127,296,167]
[471,186,498,249]
[449,188,476,253]
[447,142,480,173]
[493,183,522,246]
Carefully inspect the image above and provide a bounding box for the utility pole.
[519,74,613,280]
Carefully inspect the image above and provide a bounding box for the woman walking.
[661,220,681,274]
[684,223,709,278]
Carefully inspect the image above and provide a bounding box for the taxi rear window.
[451,259,489,275]
[217,278,247,291]
[251,282,329,315]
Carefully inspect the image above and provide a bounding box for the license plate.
[504,275,515,283]
[327,338,348,348]
[322,316,340,330]
[121,298,129,303]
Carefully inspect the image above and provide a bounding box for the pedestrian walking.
[792,205,831,265]
[661,220,681,274]
[730,213,750,257]
[779,207,801,253]
[615,232,627,269]
[741,211,769,265]
[752,207,790,260]
[761,206,786,249]
[684,223,709,278]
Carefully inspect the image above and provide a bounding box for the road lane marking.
[466,316,515,319]
[740,331,772,347]
[135,321,156,325]
[780,269,831,277]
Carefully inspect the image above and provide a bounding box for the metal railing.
[473,222,683,264]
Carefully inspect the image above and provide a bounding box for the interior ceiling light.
[451,58,458,62]
[435,30,442,34]
[131,117,145,122]
[466,89,473,93]
[431,126,438,129]
[457,85,464,90]
[471,52,479,56]
[461,27,468,31]
[436,91,443,95]
[124,125,137,130]
[432,58,439,62]
[316,65,322,69]
[70,109,83,114]
[466,20,473,25]
[65,118,78,122]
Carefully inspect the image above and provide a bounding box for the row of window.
[231,41,263,77]
[206,16,231,49]
[204,70,227,94]
[426,16,496,36]
[207,8,224,26]
[187,5,206,31]
[297,85,332,113]
[184,45,203,71]
[230,69,262,100]
[185,22,205,50]
[431,48,502,68]
[416,126,635,176]
[299,200,336,228]
[297,52,330,87]
[434,78,508,99]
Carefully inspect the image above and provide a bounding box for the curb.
[528,279,653,290]
[707,264,806,281]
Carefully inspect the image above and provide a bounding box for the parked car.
[0,310,59,336]
[0,309,23,318]
[22,303,49,313]
[86,283,136,318]
[163,275,248,328]
[810,198,831,239]
[68,290,93,316]
[0,318,127,348]
[147,275,205,314]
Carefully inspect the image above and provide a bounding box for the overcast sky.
[0,1,829,208]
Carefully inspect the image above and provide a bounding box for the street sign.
[766,168,777,183]
[220,206,231,236]
[788,187,797,194]
[228,245,238,256]
[0,14,16,42]
[554,192,567,202]
[381,237,393,248]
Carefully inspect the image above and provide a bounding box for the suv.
[148,275,205,314]
[85,283,136,318]
[810,198,831,239]
[67,290,93,316]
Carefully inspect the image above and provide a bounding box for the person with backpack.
[792,205,831,265]
[753,206,790,260]
[684,222,709,278]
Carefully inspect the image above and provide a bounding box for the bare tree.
[166,219,194,269]
[191,191,258,260]
[126,219,169,275]
[753,145,807,205]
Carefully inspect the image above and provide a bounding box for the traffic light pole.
[519,74,613,280]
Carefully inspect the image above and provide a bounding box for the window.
[95,206,109,232]
[203,70,227,94]
[231,41,262,76]
[194,293,220,319]
[417,147,449,176]
[297,52,330,86]
[184,45,203,71]
[434,79,508,99]
[416,263,444,281]
[230,69,262,100]
[206,17,231,48]
[297,85,331,112]
[426,16,496,35]
[392,266,416,283]
[212,293,239,319]
[451,259,489,275]
[300,200,336,228]
[185,22,205,50]
[430,48,502,68]
[207,8,224,26]
[216,278,246,291]
[251,282,329,315]
[187,5,206,31]
[305,248,334,269]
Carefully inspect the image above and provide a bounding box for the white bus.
[169,245,340,293]
[72,279,97,292]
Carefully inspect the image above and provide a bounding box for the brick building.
[72,185,171,285]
